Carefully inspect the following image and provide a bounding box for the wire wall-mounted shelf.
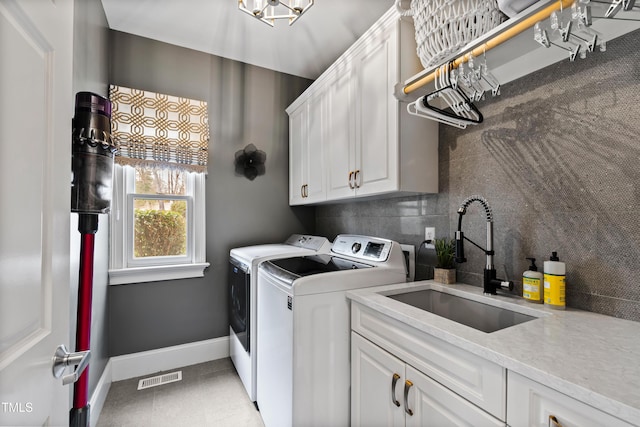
[396,0,640,102]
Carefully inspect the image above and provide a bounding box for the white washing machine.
[256,235,407,427]
[229,234,332,402]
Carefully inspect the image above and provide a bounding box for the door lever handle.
[52,344,91,385]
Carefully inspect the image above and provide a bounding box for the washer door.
[229,258,249,351]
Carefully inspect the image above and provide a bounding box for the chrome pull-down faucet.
[454,195,514,295]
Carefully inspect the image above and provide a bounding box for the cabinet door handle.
[303,184,308,198]
[301,185,305,197]
[354,169,361,188]
[549,415,563,427]
[348,171,355,189]
[404,379,414,416]
[391,373,401,407]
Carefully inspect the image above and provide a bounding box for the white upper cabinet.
[348,20,399,199]
[287,7,439,205]
[289,102,307,205]
[289,84,327,205]
[325,64,355,200]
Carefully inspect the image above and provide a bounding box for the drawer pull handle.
[404,379,414,416]
[549,415,563,427]
[391,373,401,407]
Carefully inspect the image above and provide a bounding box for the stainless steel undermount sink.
[386,289,537,333]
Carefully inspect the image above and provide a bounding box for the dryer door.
[229,258,250,351]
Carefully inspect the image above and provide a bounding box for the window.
[131,166,189,263]
[109,164,207,284]
[108,85,209,284]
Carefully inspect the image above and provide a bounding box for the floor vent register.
[137,371,182,390]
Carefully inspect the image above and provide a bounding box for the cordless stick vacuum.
[70,92,115,427]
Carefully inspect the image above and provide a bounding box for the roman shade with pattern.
[109,85,209,173]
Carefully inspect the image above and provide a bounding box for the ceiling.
[100,0,397,80]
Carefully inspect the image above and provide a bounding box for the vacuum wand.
[70,92,115,427]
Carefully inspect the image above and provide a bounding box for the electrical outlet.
[424,227,435,242]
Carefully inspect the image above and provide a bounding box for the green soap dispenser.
[523,257,543,303]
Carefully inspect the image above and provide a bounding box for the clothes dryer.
[229,234,331,402]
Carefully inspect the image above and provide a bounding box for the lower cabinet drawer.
[507,371,636,427]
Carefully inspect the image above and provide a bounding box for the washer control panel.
[331,235,393,262]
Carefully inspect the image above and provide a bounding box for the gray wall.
[107,31,315,355]
[71,0,110,397]
[317,28,640,322]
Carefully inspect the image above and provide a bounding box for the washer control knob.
[351,242,362,254]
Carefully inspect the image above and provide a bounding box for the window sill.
[108,263,210,285]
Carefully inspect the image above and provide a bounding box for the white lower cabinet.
[351,332,405,427]
[507,371,636,427]
[352,332,505,427]
[350,302,638,427]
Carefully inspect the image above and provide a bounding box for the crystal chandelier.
[238,0,314,26]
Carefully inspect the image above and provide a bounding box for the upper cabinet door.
[289,90,327,205]
[354,24,398,197]
[289,103,307,205]
[326,65,356,201]
[305,87,327,204]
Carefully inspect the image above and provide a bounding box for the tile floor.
[96,358,264,427]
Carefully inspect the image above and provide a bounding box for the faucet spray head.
[455,195,493,265]
[457,195,493,222]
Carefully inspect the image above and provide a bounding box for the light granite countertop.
[347,280,640,426]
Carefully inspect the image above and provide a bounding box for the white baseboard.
[89,359,112,427]
[90,336,229,426]
[110,336,230,382]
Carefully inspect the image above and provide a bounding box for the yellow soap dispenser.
[544,251,566,309]
[522,257,543,303]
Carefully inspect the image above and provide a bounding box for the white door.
[326,66,355,201]
[0,0,74,425]
[354,26,398,197]
[288,103,307,205]
[351,333,405,427]
[304,86,326,204]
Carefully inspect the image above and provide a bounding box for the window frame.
[108,164,209,285]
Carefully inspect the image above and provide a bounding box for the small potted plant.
[433,238,456,284]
